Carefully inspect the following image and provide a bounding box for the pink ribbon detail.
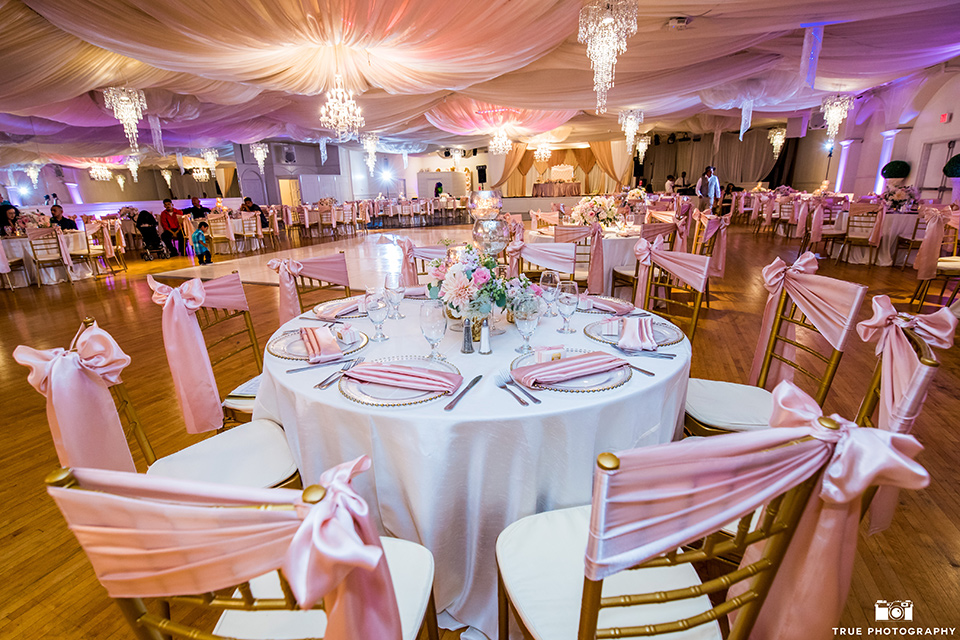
[632,235,710,308]
[298,254,351,288]
[505,240,576,278]
[553,223,605,294]
[914,205,958,280]
[269,258,305,325]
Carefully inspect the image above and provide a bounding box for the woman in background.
[1,204,21,236]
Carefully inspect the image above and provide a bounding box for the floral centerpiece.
[118,206,139,220]
[426,245,507,321]
[880,184,920,211]
[318,197,336,206]
[750,182,766,192]
[15,211,50,231]
[626,187,646,201]
[504,274,542,308]
[774,185,797,197]
[570,195,619,227]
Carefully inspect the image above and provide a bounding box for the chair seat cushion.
[937,258,960,274]
[685,379,773,432]
[147,419,298,488]
[223,396,256,413]
[497,505,721,640]
[612,265,637,278]
[213,536,434,640]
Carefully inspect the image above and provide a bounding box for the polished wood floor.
[1,224,958,638]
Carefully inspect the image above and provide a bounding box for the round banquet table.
[2,231,96,287]
[828,212,921,267]
[532,182,582,198]
[527,228,641,295]
[254,298,691,639]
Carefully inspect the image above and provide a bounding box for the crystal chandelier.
[125,156,140,182]
[116,175,125,191]
[192,167,210,182]
[25,164,41,188]
[103,87,147,152]
[820,94,854,147]
[534,144,551,162]
[319,75,365,142]
[89,163,113,181]
[768,127,787,160]
[578,0,638,114]
[200,147,219,171]
[451,148,463,167]
[618,109,643,152]
[362,133,379,176]
[161,169,173,188]
[489,128,512,155]
[250,142,270,173]
[635,134,651,163]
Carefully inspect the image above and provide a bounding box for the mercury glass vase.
[472,218,510,257]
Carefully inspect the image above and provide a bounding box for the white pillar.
[874,129,901,194]
[835,140,855,193]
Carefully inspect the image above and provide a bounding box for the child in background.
[192,221,212,265]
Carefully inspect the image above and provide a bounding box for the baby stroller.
[135,211,170,261]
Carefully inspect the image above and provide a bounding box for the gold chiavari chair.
[237,214,263,253]
[443,198,457,225]
[610,227,677,299]
[893,214,928,270]
[207,214,235,255]
[773,198,797,238]
[29,228,73,286]
[496,443,831,640]
[293,252,353,312]
[1,247,26,289]
[834,204,880,265]
[46,468,441,640]
[262,210,281,249]
[287,206,307,240]
[641,252,707,344]
[399,203,414,227]
[571,234,593,291]
[909,223,960,311]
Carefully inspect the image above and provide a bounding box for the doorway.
[917,139,956,203]
[278,178,301,206]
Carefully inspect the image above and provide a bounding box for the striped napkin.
[343,363,463,394]
[315,299,360,321]
[511,351,627,389]
[588,296,634,315]
[619,316,657,351]
[300,327,343,364]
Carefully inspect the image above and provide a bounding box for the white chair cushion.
[147,419,298,488]
[612,265,637,278]
[223,396,256,413]
[685,379,773,432]
[937,258,960,274]
[213,536,434,640]
[497,506,720,640]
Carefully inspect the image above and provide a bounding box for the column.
[874,129,901,194]
[835,140,855,193]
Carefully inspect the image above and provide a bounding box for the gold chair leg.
[420,590,440,640]
[497,564,510,640]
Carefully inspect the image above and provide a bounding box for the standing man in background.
[696,166,721,213]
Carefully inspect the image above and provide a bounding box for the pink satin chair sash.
[0,237,10,274]
[298,254,350,287]
[48,457,403,640]
[398,238,446,287]
[673,201,692,252]
[913,205,958,280]
[793,200,810,238]
[269,258,305,324]
[697,212,731,277]
[553,223,604,293]
[86,221,116,258]
[14,321,135,472]
[632,235,710,308]
[506,241,576,278]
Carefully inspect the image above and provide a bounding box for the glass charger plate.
[266,330,368,361]
[509,348,631,393]
[313,296,366,319]
[583,319,684,347]
[339,355,461,407]
[577,295,635,314]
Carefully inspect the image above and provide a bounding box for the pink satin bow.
[700,212,731,277]
[147,275,224,434]
[13,321,136,472]
[914,205,956,280]
[506,239,524,278]
[284,456,403,640]
[673,201,691,252]
[398,237,419,287]
[269,258,305,325]
[633,234,710,308]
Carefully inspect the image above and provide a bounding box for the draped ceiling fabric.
[0,0,958,168]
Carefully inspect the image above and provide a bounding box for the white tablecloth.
[527,229,639,295]
[254,299,691,639]
[829,212,920,266]
[2,232,95,287]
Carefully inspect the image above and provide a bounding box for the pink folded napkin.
[511,351,628,389]
[300,327,343,364]
[343,363,463,394]
[316,299,360,321]
[589,296,635,315]
[617,227,644,237]
[618,316,657,351]
[404,285,428,297]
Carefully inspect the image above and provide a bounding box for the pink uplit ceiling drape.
[425,97,579,139]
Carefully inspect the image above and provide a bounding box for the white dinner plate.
[339,356,461,407]
[577,295,636,314]
[313,296,367,319]
[266,329,368,361]
[583,319,685,347]
[509,348,631,393]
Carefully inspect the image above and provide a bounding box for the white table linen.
[2,231,95,287]
[829,212,920,266]
[254,298,691,639]
[527,229,638,295]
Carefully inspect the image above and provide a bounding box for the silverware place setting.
[498,369,541,405]
[611,345,676,359]
[494,371,528,406]
[315,357,364,389]
[444,375,482,411]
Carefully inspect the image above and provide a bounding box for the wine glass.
[556,281,579,334]
[365,292,389,342]
[539,271,559,317]
[513,294,540,354]
[384,276,406,319]
[420,300,447,360]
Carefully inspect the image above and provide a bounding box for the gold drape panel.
[491,142,528,189]
[589,140,623,188]
[517,150,535,176]
[572,148,596,193]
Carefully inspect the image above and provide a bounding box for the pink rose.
[428,265,447,281]
[530,284,543,296]
[472,266,490,287]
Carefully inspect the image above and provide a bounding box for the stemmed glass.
[420,300,447,360]
[539,271,559,317]
[556,281,579,334]
[365,292,389,342]
[513,294,541,354]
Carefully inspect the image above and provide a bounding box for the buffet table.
[2,231,95,287]
[254,297,691,639]
[527,228,641,295]
[532,182,581,198]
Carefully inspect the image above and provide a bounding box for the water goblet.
[539,271,560,317]
[365,293,389,342]
[556,281,579,334]
[513,294,541,354]
[385,284,406,319]
[420,300,447,360]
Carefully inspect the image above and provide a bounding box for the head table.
[253,297,691,639]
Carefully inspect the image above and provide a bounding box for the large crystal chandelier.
[200,147,219,171]
[451,148,463,167]
[489,128,512,155]
[103,87,147,152]
[125,156,140,182]
[534,144,551,162]
[768,127,787,160]
[89,163,113,181]
[362,133,379,176]
[319,75,365,142]
[25,164,41,188]
[635,134,651,163]
[250,142,270,173]
[161,169,173,188]
[821,94,854,147]
[578,0,638,114]
[618,109,643,152]
[116,175,126,191]
[192,167,210,182]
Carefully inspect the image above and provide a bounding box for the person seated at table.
[48,205,77,231]
[159,199,187,257]
[182,197,211,220]
[192,221,212,265]
[136,209,163,251]
[665,175,676,194]
[240,197,268,228]
[1,204,21,236]
[434,182,443,198]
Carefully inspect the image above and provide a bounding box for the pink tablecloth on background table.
[532,182,582,198]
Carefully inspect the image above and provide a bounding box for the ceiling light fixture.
[578,0,638,114]
[362,133,379,176]
[25,164,41,188]
[125,156,140,182]
[451,148,463,167]
[489,128,512,155]
[89,163,113,181]
[250,142,270,173]
[821,94,854,147]
[618,109,643,152]
[635,134,651,163]
[116,174,125,191]
[192,167,210,182]
[103,87,147,152]
[534,144,551,162]
[161,168,173,188]
[319,75,365,142]
[200,147,219,172]
[768,127,787,160]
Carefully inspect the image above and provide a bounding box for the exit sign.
[942,113,953,124]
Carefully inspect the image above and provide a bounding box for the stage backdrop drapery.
[645,129,779,191]
[491,142,528,190]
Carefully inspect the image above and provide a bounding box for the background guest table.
[526,227,641,295]
[2,231,95,287]
[828,212,922,266]
[253,297,691,639]
[531,182,582,198]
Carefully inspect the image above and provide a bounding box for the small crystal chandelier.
[618,109,644,152]
[89,163,113,181]
[362,133,379,176]
[319,75,365,142]
[200,147,219,172]
[768,127,787,160]
[250,142,269,173]
[191,167,210,182]
[534,144,551,162]
[451,148,463,167]
[103,87,147,152]
[318,138,330,165]
[161,169,173,188]
[116,174,126,191]
[489,128,512,155]
[578,0,638,114]
[125,156,140,182]
[635,134,651,163]
[25,164,41,188]
[820,94,854,147]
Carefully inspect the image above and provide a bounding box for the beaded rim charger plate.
[509,348,631,393]
[339,355,461,407]
[266,330,368,361]
[583,319,685,347]
[576,295,635,314]
[313,296,367,319]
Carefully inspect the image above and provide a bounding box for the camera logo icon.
[875,600,914,621]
